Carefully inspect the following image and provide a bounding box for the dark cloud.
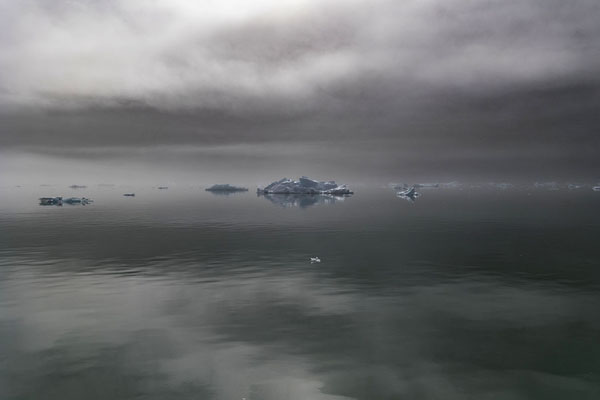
[1,0,599,180]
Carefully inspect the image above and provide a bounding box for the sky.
[1,0,599,184]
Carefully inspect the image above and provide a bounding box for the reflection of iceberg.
[257,192,349,208]
[64,197,92,205]
[258,176,353,195]
[205,184,248,193]
[39,196,92,206]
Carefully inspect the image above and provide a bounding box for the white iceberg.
[258,176,353,195]
[396,186,420,201]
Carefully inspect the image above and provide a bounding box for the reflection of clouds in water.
[258,193,349,208]
[1,261,599,399]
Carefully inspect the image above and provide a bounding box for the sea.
[1,183,599,399]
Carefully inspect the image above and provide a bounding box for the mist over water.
[1,185,599,399]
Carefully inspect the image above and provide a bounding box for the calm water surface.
[1,185,599,399]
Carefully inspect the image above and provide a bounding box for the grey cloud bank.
[1,0,599,180]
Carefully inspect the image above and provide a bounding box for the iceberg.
[123,193,135,197]
[593,186,600,192]
[396,186,420,201]
[69,184,87,189]
[205,184,248,192]
[258,176,353,195]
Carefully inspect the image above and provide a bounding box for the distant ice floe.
[69,184,87,189]
[205,184,248,193]
[593,186,600,192]
[258,176,353,195]
[534,182,559,190]
[390,182,440,190]
[487,182,514,190]
[123,193,135,197]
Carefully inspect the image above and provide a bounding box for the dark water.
[1,184,599,399]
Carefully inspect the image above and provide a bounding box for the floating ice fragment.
[397,186,420,201]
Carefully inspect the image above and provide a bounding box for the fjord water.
[1,185,599,399]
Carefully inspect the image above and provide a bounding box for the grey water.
[1,184,599,399]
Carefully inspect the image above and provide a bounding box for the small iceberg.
[396,186,420,201]
[414,183,439,188]
[258,176,353,195]
[310,257,321,263]
[123,193,135,197]
[69,184,87,189]
[205,184,248,192]
[593,186,600,192]
[157,186,169,190]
